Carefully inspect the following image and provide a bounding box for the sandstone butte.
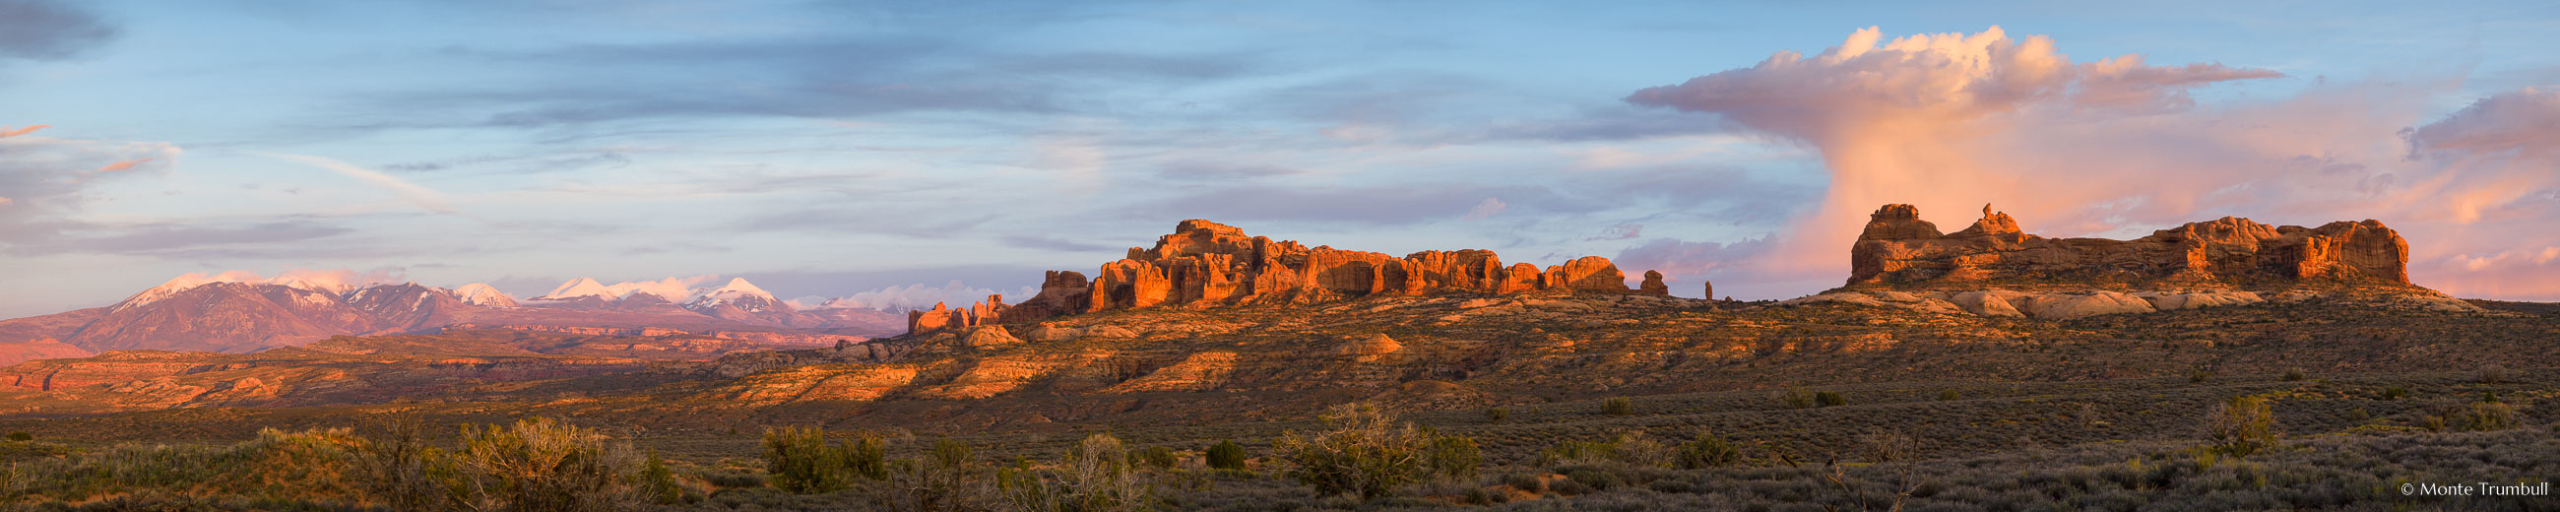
[908,220,1672,335]
[1848,203,2411,290]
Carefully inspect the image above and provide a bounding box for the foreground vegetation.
[0,384,2547,511]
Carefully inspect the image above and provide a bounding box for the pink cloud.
[95,157,152,172]
[1624,26,2560,299]
[0,125,48,138]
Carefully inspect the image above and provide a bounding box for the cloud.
[1001,235,1122,253]
[255,152,458,214]
[1621,26,2346,284]
[1613,237,1773,282]
[1148,185,1597,226]
[0,0,118,62]
[95,158,152,172]
[1462,198,1506,221]
[1585,223,1642,241]
[10,220,353,256]
[800,280,1040,312]
[0,129,183,244]
[0,125,48,138]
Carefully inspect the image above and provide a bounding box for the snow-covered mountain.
[1,272,912,357]
[684,278,816,328]
[451,283,519,308]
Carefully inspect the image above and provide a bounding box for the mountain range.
[0,275,907,364]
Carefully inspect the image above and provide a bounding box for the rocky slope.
[909,219,1669,334]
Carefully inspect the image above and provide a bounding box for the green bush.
[639,450,684,505]
[762,426,888,494]
[2205,396,2279,457]
[1425,435,1481,480]
[1936,389,1960,401]
[2461,401,2519,431]
[1815,391,1848,407]
[454,417,643,512]
[1205,440,1248,470]
[1272,403,1430,499]
[1131,445,1178,472]
[1779,388,1815,409]
[4,432,30,442]
[1001,433,1154,512]
[2382,386,2408,400]
[1537,431,1669,468]
[1602,397,1633,416]
[864,439,995,512]
[1675,430,1741,469]
[1483,407,1509,423]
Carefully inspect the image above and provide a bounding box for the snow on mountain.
[701,278,775,302]
[452,283,520,307]
[117,269,396,311]
[533,276,718,302]
[538,277,614,300]
[686,278,785,312]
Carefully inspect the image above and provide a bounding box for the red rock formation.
[1639,271,1669,296]
[908,220,1662,334]
[1849,204,2412,289]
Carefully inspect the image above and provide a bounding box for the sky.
[2,0,2558,318]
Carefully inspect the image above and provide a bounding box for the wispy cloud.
[0,125,48,138]
[254,152,458,214]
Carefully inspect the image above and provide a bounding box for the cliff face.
[910,220,1665,334]
[1849,204,2411,290]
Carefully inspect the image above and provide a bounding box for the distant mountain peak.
[703,278,775,301]
[452,283,519,308]
[538,277,614,301]
[118,270,387,311]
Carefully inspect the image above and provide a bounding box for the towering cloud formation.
[1627,26,2282,280]
[1626,27,2560,300]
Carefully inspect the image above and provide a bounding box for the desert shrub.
[2204,396,2279,456]
[762,426,887,494]
[1500,472,1544,493]
[1602,397,1633,416]
[1131,445,1178,472]
[1779,388,1815,409]
[1425,435,1481,480]
[639,450,685,505]
[2460,401,2519,431]
[355,415,460,510]
[2478,364,2506,384]
[1936,389,1960,401]
[1483,407,1508,423]
[2382,386,2409,400]
[2189,368,2214,383]
[862,439,996,512]
[1538,439,1618,467]
[2282,368,2306,381]
[1001,433,1154,512]
[1556,466,1624,491]
[4,432,29,442]
[1271,402,1430,499]
[1205,440,1247,470]
[1537,431,1670,469]
[453,417,642,512]
[1676,430,1741,469]
[1815,391,1849,407]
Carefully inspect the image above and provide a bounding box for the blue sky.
[4,0,2558,317]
